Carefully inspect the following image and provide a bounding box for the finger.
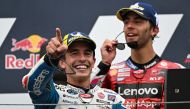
[46,45,55,56]
[56,27,62,42]
[105,40,114,51]
[112,40,118,46]
[50,37,61,48]
[57,44,68,53]
[46,44,60,58]
[48,41,58,51]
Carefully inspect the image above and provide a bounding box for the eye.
[131,17,142,23]
[135,19,142,23]
[135,17,148,24]
[123,19,129,25]
[69,51,78,56]
[85,50,93,56]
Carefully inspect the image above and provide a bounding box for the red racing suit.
[101,55,184,109]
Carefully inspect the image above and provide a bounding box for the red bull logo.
[6,34,47,69]
[5,54,40,69]
[11,34,47,53]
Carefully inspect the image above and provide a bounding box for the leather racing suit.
[22,55,129,109]
[100,55,184,109]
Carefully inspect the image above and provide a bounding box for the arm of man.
[22,28,66,108]
[90,39,117,86]
[22,56,59,108]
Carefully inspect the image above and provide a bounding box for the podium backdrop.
[0,0,189,94]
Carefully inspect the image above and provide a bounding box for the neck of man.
[131,43,156,64]
[67,76,91,89]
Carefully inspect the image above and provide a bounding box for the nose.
[79,54,86,62]
[125,21,134,29]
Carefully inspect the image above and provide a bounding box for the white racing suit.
[22,56,129,109]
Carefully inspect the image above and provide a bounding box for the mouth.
[73,64,89,71]
[126,33,137,37]
[126,33,138,42]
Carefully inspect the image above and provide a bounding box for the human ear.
[58,59,66,69]
[151,26,159,37]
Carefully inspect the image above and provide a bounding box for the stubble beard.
[127,41,139,49]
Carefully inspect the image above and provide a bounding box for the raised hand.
[100,39,118,65]
[46,28,68,59]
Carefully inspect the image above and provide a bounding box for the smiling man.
[97,2,184,109]
[22,28,129,109]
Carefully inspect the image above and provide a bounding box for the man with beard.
[22,28,129,109]
[96,2,184,109]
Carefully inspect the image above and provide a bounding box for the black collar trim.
[126,54,162,70]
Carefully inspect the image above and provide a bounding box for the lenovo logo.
[117,83,163,98]
[118,87,158,96]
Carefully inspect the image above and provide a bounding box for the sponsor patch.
[98,92,105,99]
[79,93,94,103]
[117,83,162,98]
[117,77,125,82]
[96,99,110,104]
[33,69,49,95]
[108,95,116,102]
[67,89,78,95]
